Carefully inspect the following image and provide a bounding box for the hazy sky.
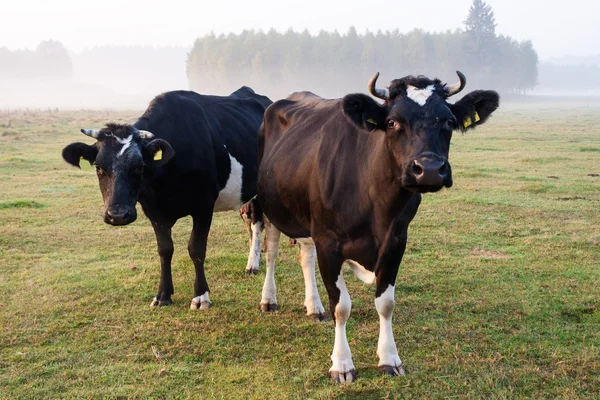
[3,0,599,59]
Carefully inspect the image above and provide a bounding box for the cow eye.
[95,166,105,176]
[387,119,398,130]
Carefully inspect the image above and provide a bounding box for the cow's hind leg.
[296,238,326,321]
[240,198,263,275]
[150,219,176,307]
[260,221,280,311]
[189,212,213,310]
[316,245,355,383]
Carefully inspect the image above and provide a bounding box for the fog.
[1,0,599,109]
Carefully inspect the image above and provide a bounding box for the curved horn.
[368,72,390,100]
[137,130,155,139]
[446,71,467,97]
[81,128,101,138]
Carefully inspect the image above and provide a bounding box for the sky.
[2,0,599,60]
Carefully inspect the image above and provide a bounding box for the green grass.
[1,105,599,399]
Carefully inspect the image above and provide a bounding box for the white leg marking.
[297,238,325,317]
[345,259,376,284]
[330,272,355,376]
[245,220,262,273]
[260,223,280,310]
[375,284,402,368]
[150,296,159,307]
[116,134,133,157]
[406,84,435,106]
[214,152,244,212]
[190,291,211,310]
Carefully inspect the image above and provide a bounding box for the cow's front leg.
[189,212,213,310]
[150,219,175,307]
[316,247,354,383]
[240,198,263,275]
[374,223,409,376]
[260,221,279,311]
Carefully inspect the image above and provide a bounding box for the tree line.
[0,40,72,79]
[187,0,538,98]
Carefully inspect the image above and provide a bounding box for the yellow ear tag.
[463,112,481,128]
[153,149,163,161]
[79,157,91,171]
[366,118,378,125]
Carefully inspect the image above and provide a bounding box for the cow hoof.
[378,365,406,377]
[260,303,278,312]
[190,300,212,310]
[150,297,172,307]
[245,268,259,275]
[308,312,328,322]
[330,369,356,383]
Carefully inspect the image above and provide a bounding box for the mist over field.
[1,0,599,109]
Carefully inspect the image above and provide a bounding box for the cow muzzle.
[104,206,137,226]
[407,155,452,192]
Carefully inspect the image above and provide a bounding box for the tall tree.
[463,0,498,86]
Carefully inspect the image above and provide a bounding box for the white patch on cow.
[298,238,325,316]
[345,260,376,284]
[330,272,355,374]
[406,84,435,106]
[116,135,133,157]
[190,292,211,310]
[260,223,280,308]
[245,220,262,273]
[214,152,244,212]
[375,284,402,368]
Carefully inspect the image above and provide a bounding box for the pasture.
[0,102,599,399]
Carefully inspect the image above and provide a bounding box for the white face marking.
[330,272,355,374]
[116,135,133,157]
[261,222,280,307]
[298,238,325,316]
[214,152,244,212]
[406,84,435,106]
[375,284,402,367]
[345,260,376,284]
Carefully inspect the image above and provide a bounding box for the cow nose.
[411,158,449,186]
[105,208,134,226]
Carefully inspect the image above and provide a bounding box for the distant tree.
[463,0,498,86]
[35,40,72,78]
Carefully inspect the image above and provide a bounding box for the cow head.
[342,71,499,193]
[62,124,175,225]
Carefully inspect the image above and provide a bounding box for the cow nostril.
[412,161,423,176]
[439,162,449,176]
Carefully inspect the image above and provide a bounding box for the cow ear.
[62,142,98,168]
[342,93,388,131]
[449,90,500,132]
[143,139,175,167]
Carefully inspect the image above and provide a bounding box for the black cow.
[256,72,499,382]
[62,88,270,309]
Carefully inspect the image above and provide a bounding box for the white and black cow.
[62,88,270,309]
[256,72,499,382]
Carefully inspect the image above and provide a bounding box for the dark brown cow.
[256,72,499,382]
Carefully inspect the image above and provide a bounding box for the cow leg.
[296,238,326,321]
[240,198,263,275]
[375,225,408,377]
[189,212,213,310]
[316,247,355,383]
[260,221,280,311]
[150,219,175,307]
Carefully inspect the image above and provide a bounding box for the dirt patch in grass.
[471,248,511,259]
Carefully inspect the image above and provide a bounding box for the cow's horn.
[446,71,467,97]
[368,72,390,100]
[137,130,155,139]
[81,128,101,138]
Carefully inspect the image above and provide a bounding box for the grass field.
[0,102,599,399]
